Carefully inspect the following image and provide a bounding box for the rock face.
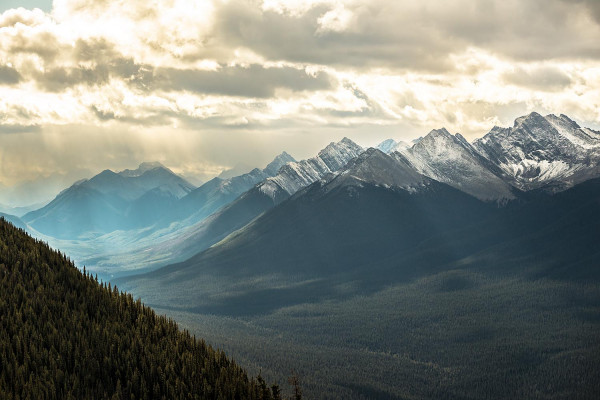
[473,112,600,191]
[392,128,517,201]
[257,137,364,200]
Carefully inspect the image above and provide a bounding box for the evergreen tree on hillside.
[0,217,281,400]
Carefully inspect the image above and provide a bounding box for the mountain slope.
[121,150,495,313]
[167,152,296,226]
[394,128,517,201]
[123,138,365,270]
[0,217,280,400]
[473,112,600,191]
[118,165,600,400]
[22,163,196,238]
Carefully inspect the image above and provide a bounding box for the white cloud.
[0,0,599,185]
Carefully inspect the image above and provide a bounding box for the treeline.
[0,218,281,400]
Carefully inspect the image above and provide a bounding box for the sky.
[1,0,600,190]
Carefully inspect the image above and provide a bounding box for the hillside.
[0,218,281,400]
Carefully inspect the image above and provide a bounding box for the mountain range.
[113,113,600,398]
[22,162,196,238]
[2,111,600,398]
[8,112,600,278]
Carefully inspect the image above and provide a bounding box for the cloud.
[214,0,600,71]
[502,66,573,91]
[0,1,600,185]
[150,65,334,98]
[0,65,21,84]
[0,7,46,27]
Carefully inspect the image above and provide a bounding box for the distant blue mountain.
[22,163,195,239]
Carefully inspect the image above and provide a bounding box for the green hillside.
[0,218,281,400]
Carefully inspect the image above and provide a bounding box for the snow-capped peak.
[318,137,363,171]
[376,139,398,154]
[393,126,516,201]
[473,112,600,191]
[259,137,364,199]
[264,151,296,176]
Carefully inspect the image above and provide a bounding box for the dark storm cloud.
[34,65,111,91]
[502,66,573,91]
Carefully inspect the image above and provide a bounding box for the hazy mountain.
[376,138,399,153]
[167,151,296,226]
[0,170,92,212]
[0,200,49,217]
[473,112,600,191]
[393,128,518,201]
[0,212,27,230]
[22,162,196,238]
[108,139,364,274]
[217,163,254,179]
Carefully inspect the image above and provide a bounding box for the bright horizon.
[1,0,600,188]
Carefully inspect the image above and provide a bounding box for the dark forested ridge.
[0,218,281,400]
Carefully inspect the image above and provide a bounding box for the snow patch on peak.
[397,127,516,201]
[264,151,296,176]
[261,138,364,200]
[473,112,600,191]
[377,139,398,154]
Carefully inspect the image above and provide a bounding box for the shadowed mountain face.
[120,150,499,312]
[120,138,365,270]
[120,150,600,316]
[22,163,195,238]
[117,153,600,399]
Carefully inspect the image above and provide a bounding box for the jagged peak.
[426,128,452,138]
[340,137,357,146]
[319,137,362,157]
[513,111,545,127]
[550,113,581,129]
[95,169,118,178]
[264,151,296,176]
[336,147,425,190]
[275,151,294,160]
[376,139,400,154]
